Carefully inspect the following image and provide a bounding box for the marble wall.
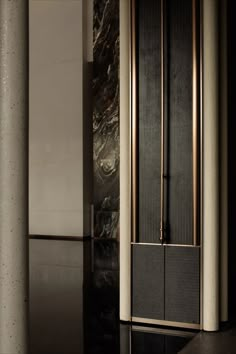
[93,0,120,239]
[92,0,120,317]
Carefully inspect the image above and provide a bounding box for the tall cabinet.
[120,0,227,331]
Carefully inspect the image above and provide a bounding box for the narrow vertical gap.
[163,0,167,320]
[166,0,171,245]
[164,0,170,244]
[136,0,140,244]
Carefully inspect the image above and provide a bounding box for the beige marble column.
[202,0,220,332]
[0,0,29,353]
[120,0,132,322]
[220,0,228,323]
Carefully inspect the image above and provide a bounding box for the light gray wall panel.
[29,0,92,236]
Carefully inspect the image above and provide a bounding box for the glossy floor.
[29,238,195,353]
[29,238,236,354]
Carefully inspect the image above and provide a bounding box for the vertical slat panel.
[165,246,200,324]
[132,245,164,319]
[167,0,193,245]
[138,0,161,243]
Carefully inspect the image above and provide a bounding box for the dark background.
[228,0,236,322]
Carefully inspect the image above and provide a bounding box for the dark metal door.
[131,0,201,328]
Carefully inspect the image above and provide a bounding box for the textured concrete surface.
[0,1,28,353]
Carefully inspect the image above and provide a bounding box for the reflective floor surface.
[30,239,236,354]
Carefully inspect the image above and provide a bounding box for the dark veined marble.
[93,239,119,270]
[93,0,120,222]
[94,211,119,239]
[88,269,120,354]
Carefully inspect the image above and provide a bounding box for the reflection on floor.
[180,323,236,354]
[29,238,195,354]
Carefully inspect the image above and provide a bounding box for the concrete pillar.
[202,0,220,332]
[120,0,132,322]
[0,0,29,353]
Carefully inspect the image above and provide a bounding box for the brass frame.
[129,0,202,329]
[132,317,200,330]
[131,0,137,243]
[131,242,200,248]
[131,0,200,246]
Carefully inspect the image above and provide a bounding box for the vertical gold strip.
[131,0,137,243]
[192,0,198,246]
[160,0,165,243]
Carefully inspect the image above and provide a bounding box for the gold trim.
[192,0,199,246]
[131,242,200,248]
[160,0,165,243]
[131,0,200,247]
[132,317,200,330]
[131,0,137,243]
